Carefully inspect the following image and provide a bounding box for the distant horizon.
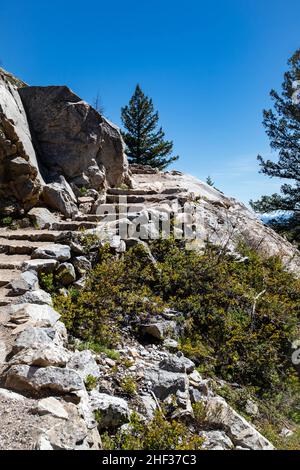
[2,0,299,206]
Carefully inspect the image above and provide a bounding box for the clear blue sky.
[1,0,299,205]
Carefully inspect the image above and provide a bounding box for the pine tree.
[121,85,179,170]
[206,175,215,187]
[250,50,300,218]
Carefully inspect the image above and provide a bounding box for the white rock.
[28,207,58,229]
[35,397,69,419]
[9,270,39,296]
[0,388,25,402]
[89,390,130,429]
[204,396,274,450]
[31,244,71,262]
[8,303,60,327]
[67,350,100,380]
[10,344,71,367]
[22,259,59,273]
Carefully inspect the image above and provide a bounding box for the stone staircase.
[0,177,192,306]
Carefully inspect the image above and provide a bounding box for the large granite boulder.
[0,69,42,214]
[19,85,131,191]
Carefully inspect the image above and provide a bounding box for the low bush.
[101,410,204,450]
[54,237,300,431]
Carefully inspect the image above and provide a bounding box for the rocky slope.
[1,68,299,450]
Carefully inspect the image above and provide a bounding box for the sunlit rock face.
[0,69,42,214]
[19,85,131,191]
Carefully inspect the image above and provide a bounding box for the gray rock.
[31,244,71,262]
[0,69,42,213]
[245,399,259,417]
[163,338,179,351]
[67,350,100,380]
[5,365,85,393]
[159,354,195,374]
[35,401,99,450]
[89,390,130,429]
[55,262,76,286]
[204,396,274,450]
[0,388,25,402]
[69,241,84,255]
[9,270,39,296]
[13,326,55,352]
[12,289,52,306]
[72,256,91,276]
[200,430,234,450]
[144,367,187,400]
[34,397,69,419]
[8,303,60,327]
[42,176,78,218]
[75,389,98,430]
[139,393,157,420]
[189,387,203,403]
[27,207,58,229]
[141,321,178,341]
[19,85,131,191]
[10,344,71,367]
[22,258,59,273]
[109,235,126,253]
[73,276,87,290]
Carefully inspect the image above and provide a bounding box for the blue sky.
[1,0,299,205]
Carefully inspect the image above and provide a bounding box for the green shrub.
[54,244,165,348]
[79,186,88,196]
[85,374,98,391]
[77,341,120,360]
[101,410,204,450]
[53,237,300,433]
[1,216,13,226]
[120,376,137,397]
[39,273,55,293]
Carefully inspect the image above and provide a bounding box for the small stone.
[34,397,69,419]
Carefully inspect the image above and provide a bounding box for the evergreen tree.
[206,175,215,187]
[121,85,179,170]
[250,50,300,220]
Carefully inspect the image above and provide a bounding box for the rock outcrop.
[0,68,131,217]
[19,85,131,192]
[0,69,42,214]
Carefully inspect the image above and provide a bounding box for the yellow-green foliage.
[54,244,165,348]
[54,238,300,401]
[101,411,203,450]
[120,376,137,397]
[85,374,98,391]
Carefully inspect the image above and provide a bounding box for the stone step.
[107,187,186,196]
[51,221,98,231]
[0,254,31,270]
[0,286,11,306]
[0,238,60,255]
[107,188,159,196]
[75,213,142,222]
[0,230,72,243]
[105,193,181,204]
[94,203,146,214]
[129,165,159,175]
[0,269,20,287]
